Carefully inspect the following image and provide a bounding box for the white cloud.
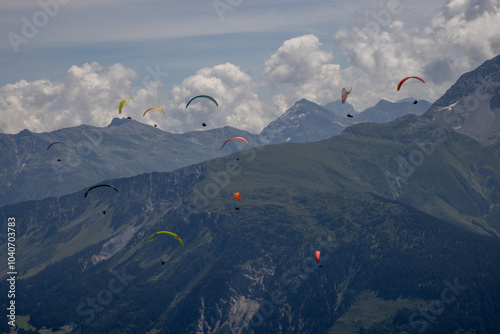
[265,34,332,86]
[168,63,267,134]
[0,62,167,134]
[262,33,393,110]
[0,61,272,135]
[257,0,500,113]
[328,0,500,110]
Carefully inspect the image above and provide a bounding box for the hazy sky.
[1,0,500,134]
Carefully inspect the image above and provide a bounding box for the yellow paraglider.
[119,99,131,114]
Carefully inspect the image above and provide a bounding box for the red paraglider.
[397,76,425,91]
[315,251,323,267]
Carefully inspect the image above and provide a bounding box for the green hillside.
[2,176,499,333]
[199,115,500,235]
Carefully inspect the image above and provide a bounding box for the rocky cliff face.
[425,54,500,144]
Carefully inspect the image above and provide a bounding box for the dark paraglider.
[186,95,218,108]
[347,114,353,118]
[84,184,119,198]
[47,142,68,151]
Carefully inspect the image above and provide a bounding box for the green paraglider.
[146,231,184,247]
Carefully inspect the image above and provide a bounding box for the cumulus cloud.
[0,61,272,135]
[263,34,384,110]
[167,63,268,134]
[265,34,332,86]
[329,0,500,110]
[263,34,349,108]
[0,62,168,134]
[260,0,500,112]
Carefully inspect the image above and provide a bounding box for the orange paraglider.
[143,107,165,117]
[222,137,248,149]
[234,192,241,201]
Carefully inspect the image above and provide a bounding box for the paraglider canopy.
[347,114,353,118]
[234,192,241,201]
[315,251,323,267]
[186,95,218,108]
[47,142,68,151]
[341,87,352,104]
[119,99,131,114]
[222,137,249,149]
[84,184,119,198]
[143,107,165,117]
[397,76,425,91]
[146,231,184,247]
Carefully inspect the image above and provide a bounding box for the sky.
[1,0,500,135]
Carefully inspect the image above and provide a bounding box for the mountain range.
[1,55,500,333]
[0,97,429,209]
